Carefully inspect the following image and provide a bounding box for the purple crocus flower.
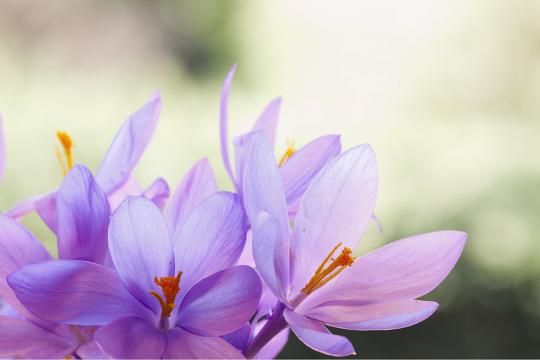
[9,194,262,358]
[5,93,169,232]
[241,132,467,357]
[0,164,111,358]
[219,66,341,216]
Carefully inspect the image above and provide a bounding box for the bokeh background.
[1,0,539,357]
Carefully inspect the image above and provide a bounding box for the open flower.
[9,194,262,359]
[219,66,341,216]
[242,132,467,357]
[5,93,169,232]
[0,164,111,358]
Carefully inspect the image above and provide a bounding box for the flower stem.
[244,302,288,359]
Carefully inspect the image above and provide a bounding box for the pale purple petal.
[109,196,173,313]
[251,97,282,149]
[164,327,244,359]
[165,158,217,234]
[57,165,110,263]
[243,131,290,293]
[298,231,467,311]
[222,323,252,351]
[0,316,76,359]
[143,177,170,210]
[280,135,341,214]
[76,340,107,359]
[254,327,289,359]
[8,260,151,326]
[284,310,355,357]
[322,300,439,331]
[96,93,161,194]
[290,144,378,297]
[0,215,52,324]
[177,266,261,336]
[95,317,166,359]
[107,176,142,210]
[220,64,237,186]
[5,195,40,220]
[35,191,59,234]
[232,131,255,197]
[173,192,247,297]
[0,116,5,181]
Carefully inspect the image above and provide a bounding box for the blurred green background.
[1,0,539,357]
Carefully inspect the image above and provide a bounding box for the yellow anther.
[301,242,355,295]
[55,131,74,176]
[278,139,296,167]
[149,272,182,318]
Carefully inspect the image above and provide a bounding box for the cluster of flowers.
[0,66,467,359]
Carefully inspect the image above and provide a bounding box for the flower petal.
[280,135,341,214]
[243,131,290,292]
[143,177,170,210]
[0,316,76,359]
[109,196,173,313]
[95,317,166,359]
[220,65,237,186]
[177,266,262,336]
[57,165,110,263]
[35,191,59,233]
[298,231,467,311]
[251,97,281,149]
[165,158,217,234]
[254,327,289,360]
[173,192,247,296]
[322,300,439,331]
[76,340,107,359]
[8,260,150,326]
[164,327,243,359]
[0,215,52,324]
[290,144,378,297]
[284,310,355,357]
[96,93,161,194]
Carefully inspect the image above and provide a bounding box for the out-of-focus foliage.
[0,0,539,357]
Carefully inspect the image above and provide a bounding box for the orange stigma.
[277,139,296,167]
[55,131,74,176]
[149,272,182,318]
[301,242,355,295]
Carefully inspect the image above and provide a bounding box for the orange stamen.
[278,139,296,167]
[301,242,355,295]
[149,272,182,318]
[55,131,74,176]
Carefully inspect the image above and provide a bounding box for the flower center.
[55,131,74,176]
[149,272,182,318]
[301,242,355,295]
[277,139,296,167]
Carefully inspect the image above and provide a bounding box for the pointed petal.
[220,65,237,186]
[232,131,255,198]
[143,177,170,210]
[164,327,243,359]
[290,144,378,296]
[107,175,142,211]
[57,165,110,263]
[280,135,341,213]
[95,317,166,359]
[320,300,439,331]
[8,260,150,326]
[96,94,161,194]
[173,192,247,296]
[251,97,281,149]
[254,327,289,360]
[177,266,261,336]
[0,316,76,359]
[0,215,52,324]
[298,231,467,311]
[284,310,355,357]
[243,131,290,292]
[165,158,217,234]
[109,197,173,313]
[35,191,59,233]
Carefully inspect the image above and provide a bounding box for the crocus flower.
[219,65,341,216]
[9,194,262,359]
[5,93,169,232]
[241,132,467,357]
[0,164,111,358]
